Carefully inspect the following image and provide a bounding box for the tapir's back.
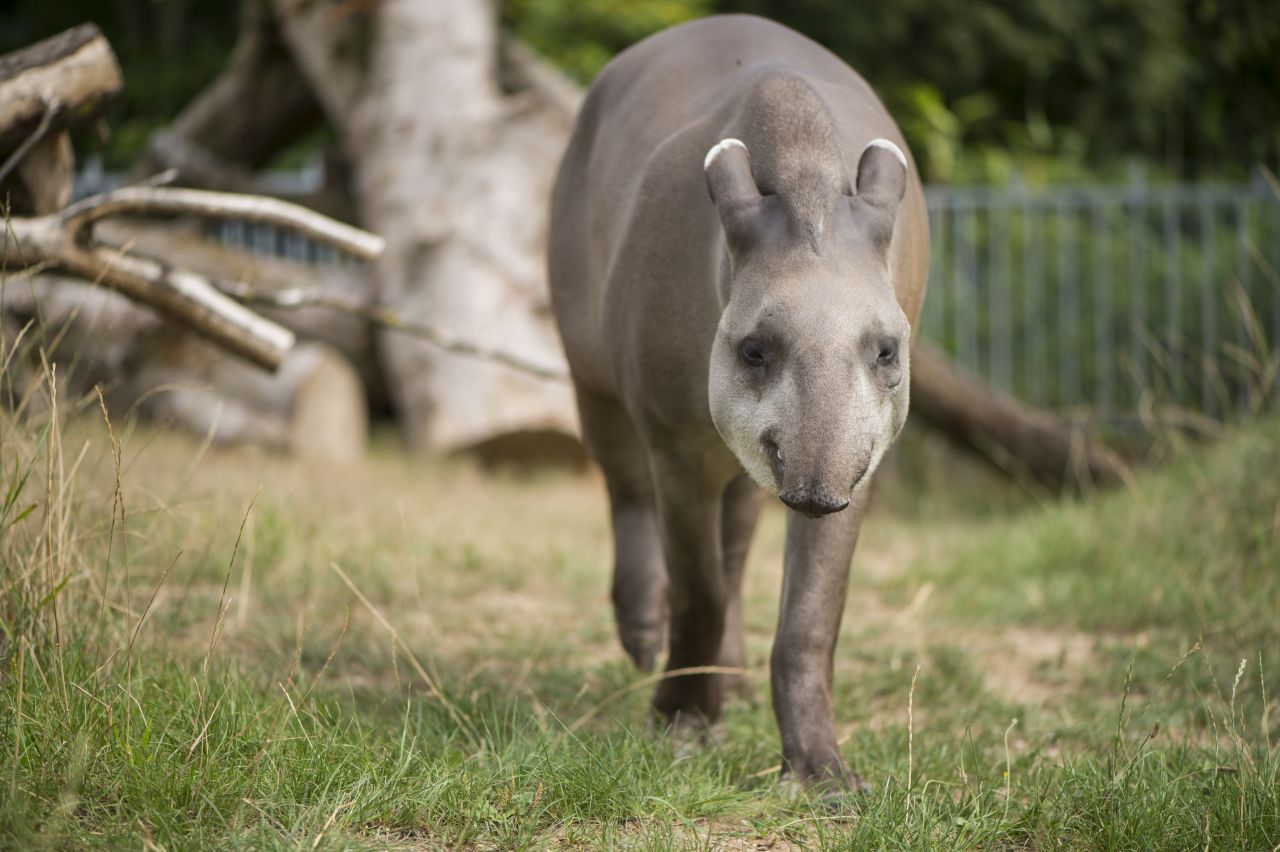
[549,15,928,397]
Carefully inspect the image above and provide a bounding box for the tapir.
[548,14,928,790]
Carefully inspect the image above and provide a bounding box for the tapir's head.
[704,137,911,517]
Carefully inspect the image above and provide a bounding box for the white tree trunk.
[273,0,577,452]
[351,0,575,450]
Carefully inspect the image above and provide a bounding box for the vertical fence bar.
[1162,196,1182,407]
[1024,200,1046,406]
[988,199,1008,388]
[1200,193,1217,415]
[952,204,967,370]
[925,203,944,345]
[952,204,979,375]
[995,198,1014,393]
[1057,198,1079,405]
[967,204,982,374]
[937,199,950,352]
[1129,181,1147,409]
[1092,200,1113,413]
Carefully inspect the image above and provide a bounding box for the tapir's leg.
[772,489,868,789]
[574,386,667,671]
[719,472,762,702]
[650,449,727,728]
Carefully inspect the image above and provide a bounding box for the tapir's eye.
[739,338,768,368]
[875,338,899,367]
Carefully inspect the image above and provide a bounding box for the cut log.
[909,341,1126,489]
[0,24,117,216]
[0,24,122,154]
[126,339,367,459]
[285,343,368,462]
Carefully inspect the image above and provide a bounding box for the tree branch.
[215,280,570,381]
[59,186,385,259]
[4,185,384,370]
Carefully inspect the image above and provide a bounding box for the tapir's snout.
[779,483,849,518]
[765,431,867,518]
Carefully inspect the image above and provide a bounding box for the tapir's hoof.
[778,765,874,808]
[656,709,722,759]
[617,620,665,672]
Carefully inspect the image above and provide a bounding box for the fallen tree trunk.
[909,342,1126,488]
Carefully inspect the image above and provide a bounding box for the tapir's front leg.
[772,489,868,789]
[650,451,727,730]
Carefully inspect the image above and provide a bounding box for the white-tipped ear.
[704,138,748,171]
[856,137,908,210]
[865,138,908,169]
[704,137,760,211]
[704,137,763,253]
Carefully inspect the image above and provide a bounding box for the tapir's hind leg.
[649,447,728,730]
[719,472,762,703]
[574,385,667,671]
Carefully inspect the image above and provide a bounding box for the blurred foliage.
[0,0,1275,181]
[500,0,712,83]
[714,0,1277,182]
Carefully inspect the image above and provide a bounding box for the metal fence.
[923,172,1280,420]
[76,163,1280,419]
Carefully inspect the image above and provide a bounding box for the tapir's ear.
[853,138,908,250]
[855,138,908,210]
[704,138,763,249]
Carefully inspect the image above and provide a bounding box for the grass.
[0,378,1277,848]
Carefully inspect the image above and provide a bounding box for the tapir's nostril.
[762,435,784,486]
[779,485,849,518]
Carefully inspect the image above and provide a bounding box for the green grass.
[1,392,1277,848]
